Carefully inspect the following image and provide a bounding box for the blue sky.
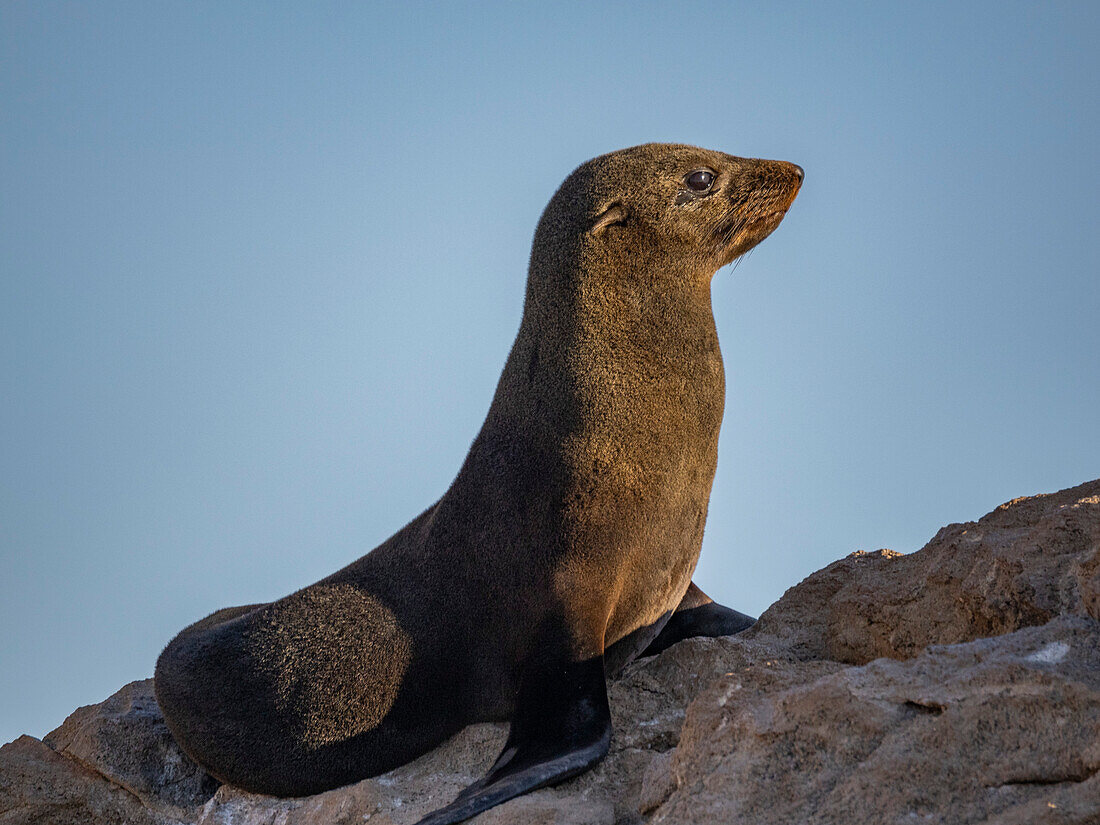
[2,2,1098,746]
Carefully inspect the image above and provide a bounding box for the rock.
[0,735,170,825]
[749,479,1100,664]
[43,679,218,820]
[647,615,1100,825]
[1,479,1097,825]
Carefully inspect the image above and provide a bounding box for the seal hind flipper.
[414,656,611,825]
[640,582,755,658]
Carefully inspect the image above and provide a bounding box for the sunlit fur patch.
[250,583,412,748]
[710,170,801,266]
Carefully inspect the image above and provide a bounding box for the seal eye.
[686,169,715,192]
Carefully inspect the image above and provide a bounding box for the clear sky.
[2,2,1098,747]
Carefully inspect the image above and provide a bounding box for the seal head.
[537,143,801,280]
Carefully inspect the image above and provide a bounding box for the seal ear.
[588,203,628,235]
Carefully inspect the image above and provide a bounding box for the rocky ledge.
[3,480,1098,825]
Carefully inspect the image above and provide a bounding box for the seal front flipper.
[641,582,755,658]
[414,656,611,825]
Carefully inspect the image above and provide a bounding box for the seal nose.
[792,164,804,182]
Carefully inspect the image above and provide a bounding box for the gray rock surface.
[2,479,1097,824]
[42,678,218,821]
[646,616,1100,825]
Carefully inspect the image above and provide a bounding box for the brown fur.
[154,143,802,797]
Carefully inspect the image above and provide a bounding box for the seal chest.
[154,143,802,823]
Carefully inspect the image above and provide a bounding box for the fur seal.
[154,143,802,825]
